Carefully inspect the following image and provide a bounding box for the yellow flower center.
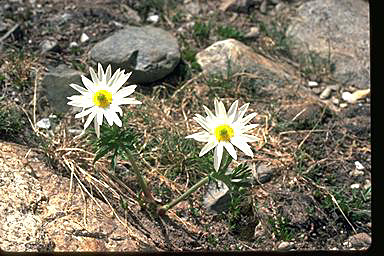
[214,124,234,142]
[93,90,112,108]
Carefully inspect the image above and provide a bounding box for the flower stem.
[158,175,210,215]
[123,147,156,204]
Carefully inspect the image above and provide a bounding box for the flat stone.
[344,233,371,249]
[278,241,293,250]
[89,26,180,84]
[244,26,260,39]
[196,39,294,81]
[286,0,370,89]
[80,32,89,43]
[203,181,230,213]
[319,87,332,100]
[40,39,59,53]
[41,65,83,113]
[341,89,370,104]
[307,81,319,87]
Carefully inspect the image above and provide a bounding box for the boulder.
[0,141,152,251]
[286,0,370,89]
[41,65,83,113]
[196,39,294,83]
[89,26,180,84]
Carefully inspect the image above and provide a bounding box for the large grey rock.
[89,26,180,84]
[286,0,370,89]
[196,39,295,87]
[0,141,148,251]
[41,65,83,113]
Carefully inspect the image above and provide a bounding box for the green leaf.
[209,163,252,191]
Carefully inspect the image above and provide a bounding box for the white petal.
[105,65,112,82]
[235,103,249,121]
[109,104,123,116]
[185,131,211,142]
[89,67,99,85]
[81,75,96,92]
[67,95,93,107]
[203,105,215,120]
[113,111,123,126]
[231,137,253,157]
[69,83,88,95]
[239,134,258,143]
[224,142,237,160]
[227,100,238,122]
[199,140,217,157]
[241,112,257,125]
[83,111,97,131]
[218,100,227,118]
[104,110,114,126]
[193,115,210,132]
[239,123,259,133]
[117,98,142,105]
[214,143,224,171]
[96,109,104,126]
[113,85,137,99]
[111,72,130,92]
[214,98,220,116]
[106,110,122,127]
[107,68,121,87]
[98,63,104,81]
[68,99,94,108]
[75,107,95,118]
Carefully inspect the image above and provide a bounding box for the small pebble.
[36,118,51,129]
[331,97,339,105]
[363,179,371,190]
[244,27,260,38]
[147,14,160,23]
[40,39,58,53]
[354,161,364,170]
[350,183,360,189]
[69,42,78,48]
[342,89,370,104]
[80,33,89,43]
[320,87,332,99]
[307,81,319,87]
[349,169,364,177]
[339,103,348,108]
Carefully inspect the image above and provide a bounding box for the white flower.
[186,98,258,171]
[67,63,141,138]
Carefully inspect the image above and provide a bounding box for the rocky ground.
[0,0,371,252]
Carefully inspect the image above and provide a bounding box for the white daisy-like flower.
[67,63,141,138]
[186,98,258,171]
